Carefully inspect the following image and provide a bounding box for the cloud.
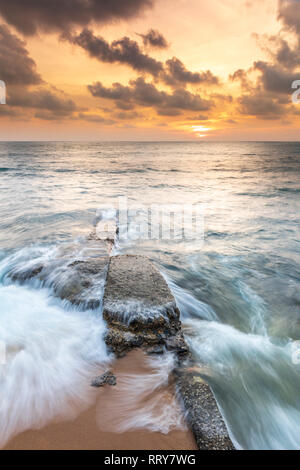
[8,88,78,119]
[0,0,154,35]
[88,77,213,115]
[230,69,252,90]
[278,0,300,35]
[163,57,219,86]
[67,29,219,89]
[0,24,42,85]
[186,114,209,121]
[238,93,287,119]
[78,113,116,124]
[256,1,300,69]
[0,24,80,121]
[138,29,168,49]
[68,29,164,75]
[156,108,182,116]
[268,36,300,69]
[88,82,132,101]
[113,111,141,119]
[115,101,135,110]
[0,105,20,118]
[254,61,299,94]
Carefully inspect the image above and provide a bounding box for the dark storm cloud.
[88,77,213,114]
[163,57,219,86]
[0,24,42,85]
[139,29,168,49]
[0,0,154,35]
[69,29,164,75]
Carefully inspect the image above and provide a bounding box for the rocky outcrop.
[175,369,235,450]
[102,254,189,359]
[102,253,235,450]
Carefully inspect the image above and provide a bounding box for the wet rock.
[175,369,235,450]
[165,333,190,357]
[102,255,186,357]
[51,257,108,308]
[91,370,117,388]
[146,345,165,355]
[89,219,117,246]
[7,235,112,310]
[10,264,43,282]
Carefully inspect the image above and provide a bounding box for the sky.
[0,0,300,141]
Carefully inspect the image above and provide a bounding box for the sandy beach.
[4,350,197,450]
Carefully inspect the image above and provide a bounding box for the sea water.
[0,141,299,449]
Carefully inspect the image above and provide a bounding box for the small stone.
[91,371,117,388]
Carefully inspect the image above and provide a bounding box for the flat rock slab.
[175,369,235,450]
[102,255,187,356]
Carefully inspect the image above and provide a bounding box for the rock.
[102,255,187,357]
[52,257,108,308]
[91,371,117,388]
[146,345,165,355]
[165,333,190,357]
[175,369,235,450]
[93,219,117,245]
[7,234,112,310]
[102,253,234,450]
[10,264,43,282]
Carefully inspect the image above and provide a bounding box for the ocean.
[0,141,299,449]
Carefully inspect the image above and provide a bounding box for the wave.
[0,284,110,448]
[96,352,186,434]
[184,319,300,450]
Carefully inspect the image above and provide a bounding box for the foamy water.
[184,319,300,450]
[0,283,110,447]
[97,353,186,434]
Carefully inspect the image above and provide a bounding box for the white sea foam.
[165,276,219,322]
[103,299,175,326]
[0,284,110,448]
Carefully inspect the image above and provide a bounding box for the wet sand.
[5,350,197,450]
